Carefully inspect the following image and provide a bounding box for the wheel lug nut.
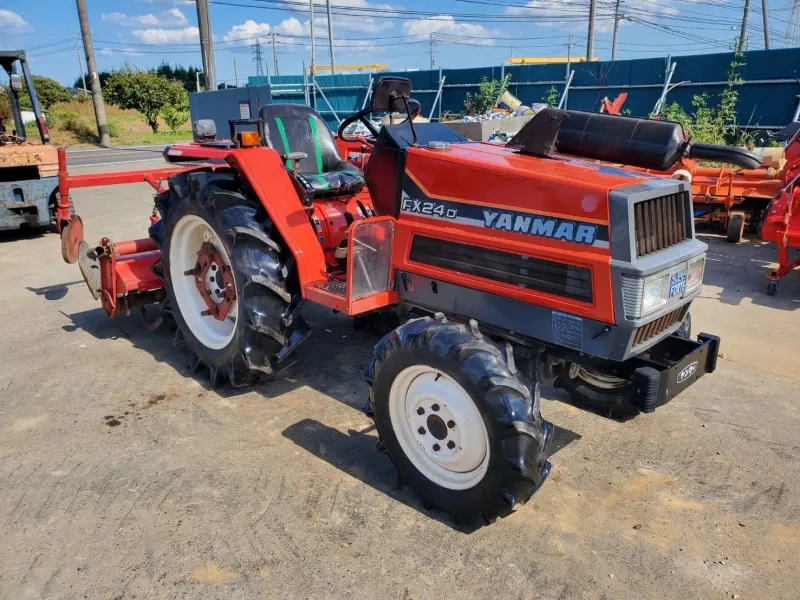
[432,444,440,452]
[447,441,455,450]
[431,403,440,412]
[416,407,425,415]
[418,427,426,435]
[447,420,455,429]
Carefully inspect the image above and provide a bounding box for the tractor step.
[320,278,347,296]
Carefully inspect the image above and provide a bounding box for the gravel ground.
[1,161,798,600]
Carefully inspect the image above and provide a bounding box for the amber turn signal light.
[238,131,260,147]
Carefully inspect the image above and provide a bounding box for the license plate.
[669,269,687,298]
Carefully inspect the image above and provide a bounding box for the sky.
[2,0,799,87]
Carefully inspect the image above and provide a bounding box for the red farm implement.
[55,148,210,318]
[759,127,800,295]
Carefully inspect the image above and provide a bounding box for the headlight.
[642,272,670,315]
[686,257,704,291]
[622,255,706,319]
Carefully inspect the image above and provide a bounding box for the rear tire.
[366,315,552,521]
[154,169,309,386]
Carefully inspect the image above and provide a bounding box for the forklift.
[0,50,59,231]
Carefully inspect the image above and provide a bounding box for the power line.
[207,0,612,22]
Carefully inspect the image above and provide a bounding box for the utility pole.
[429,32,435,70]
[611,0,622,61]
[196,71,201,92]
[75,0,110,147]
[195,0,217,90]
[326,0,336,75]
[74,38,87,95]
[565,36,574,108]
[253,40,264,77]
[309,0,316,109]
[738,0,751,54]
[309,0,316,78]
[587,0,597,61]
[272,31,279,76]
[234,56,239,87]
[566,35,574,77]
[762,0,771,49]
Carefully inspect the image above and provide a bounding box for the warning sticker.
[552,311,583,350]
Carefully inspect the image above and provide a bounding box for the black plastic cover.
[193,119,217,142]
[507,108,567,157]
[556,111,688,171]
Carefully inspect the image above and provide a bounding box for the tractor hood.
[403,141,674,240]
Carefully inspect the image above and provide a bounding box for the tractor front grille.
[634,192,690,258]
[409,236,594,303]
[632,305,688,348]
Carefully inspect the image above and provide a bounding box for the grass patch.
[43,100,191,148]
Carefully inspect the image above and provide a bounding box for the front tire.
[366,315,552,520]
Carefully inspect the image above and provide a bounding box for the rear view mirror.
[10,74,22,92]
[371,77,412,112]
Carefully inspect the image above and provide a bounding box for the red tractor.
[58,78,722,521]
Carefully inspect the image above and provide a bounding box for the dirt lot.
[1,160,799,600]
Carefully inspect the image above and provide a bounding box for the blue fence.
[248,47,800,131]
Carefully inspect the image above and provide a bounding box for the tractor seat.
[260,104,365,199]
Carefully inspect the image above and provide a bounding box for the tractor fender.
[226,148,328,288]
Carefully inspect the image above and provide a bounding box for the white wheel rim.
[388,365,490,491]
[169,214,238,350]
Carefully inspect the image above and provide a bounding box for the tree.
[541,85,560,107]
[73,71,112,90]
[154,62,202,93]
[654,55,752,149]
[161,91,190,132]
[20,75,71,110]
[463,75,511,116]
[103,65,185,132]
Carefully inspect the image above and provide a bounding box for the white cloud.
[504,0,676,30]
[135,0,193,5]
[99,47,143,57]
[102,8,188,28]
[224,20,270,43]
[267,0,395,37]
[320,0,395,34]
[0,9,31,33]
[504,0,582,18]
[131,26,199,44]
[402,15,494,45]
[275,18,305,37]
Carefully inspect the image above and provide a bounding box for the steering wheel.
[337,98,422,143]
